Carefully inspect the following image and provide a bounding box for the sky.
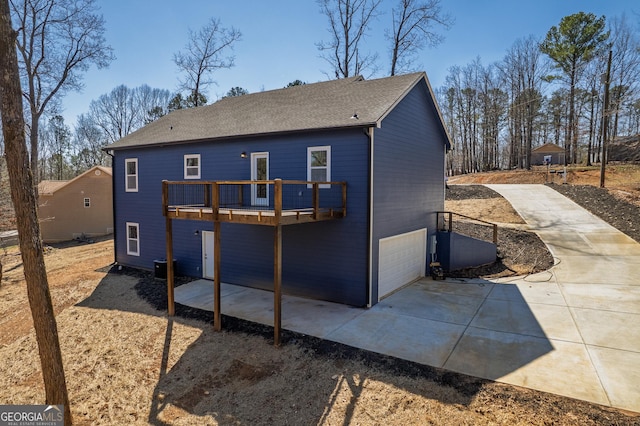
[60,0,639,127]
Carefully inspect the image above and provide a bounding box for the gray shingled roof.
[108,72,445,150]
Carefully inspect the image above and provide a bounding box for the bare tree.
[499,35,547,169]
[71,113,110,170]
[317,0,382,78]
[10,0,114,184]
[88,85,137,144]
[607,14,640,141]
[173,17,241,107]
[136,84,173,123]
[42,115,72,180]
[387,0,453,76]
[0,1,71,423]
[86,84,171,144]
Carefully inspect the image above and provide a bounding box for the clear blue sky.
[61,0,638,127]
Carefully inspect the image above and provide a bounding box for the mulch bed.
[445,185,555,278]
[549,183,640,243]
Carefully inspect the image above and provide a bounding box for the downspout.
[367,126,375,308]
[106,150,117,265]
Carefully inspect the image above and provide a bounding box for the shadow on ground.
[77,266,490,424]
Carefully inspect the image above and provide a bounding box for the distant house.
[38,166,113,242]
[531,143,565,166]
[106,72,452,307]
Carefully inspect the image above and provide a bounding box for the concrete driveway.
[175,184,640,413]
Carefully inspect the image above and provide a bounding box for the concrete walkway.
[175,184,640,413]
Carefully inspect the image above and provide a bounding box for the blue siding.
[113,129,370,306]
[371,79,447,302]
[436,231,496,271]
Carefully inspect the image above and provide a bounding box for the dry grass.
[1,239,638,424]
[445,198,526,225]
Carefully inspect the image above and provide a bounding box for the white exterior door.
[251,152,269,206]
[378,228,427,300]
[202,231,215,279]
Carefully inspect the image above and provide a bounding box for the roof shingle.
[107,72,443,150]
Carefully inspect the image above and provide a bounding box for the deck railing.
[436,211,498,244]
[162,179,347,224]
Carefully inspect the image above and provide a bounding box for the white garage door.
[378,228,427,300]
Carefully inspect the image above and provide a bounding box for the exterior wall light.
[240,152,247,159]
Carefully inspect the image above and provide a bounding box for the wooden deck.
[162,179,347,346]
[162,179,347,226]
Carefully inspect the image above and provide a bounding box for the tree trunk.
[0,2,72,424]
[568,71,576,165]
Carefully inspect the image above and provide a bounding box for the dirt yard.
[2,182,639,423]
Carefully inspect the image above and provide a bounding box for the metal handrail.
[436,210,498,244]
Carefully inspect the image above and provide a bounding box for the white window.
[184,154,201,179]
[126,222,140,256]
[125,158,138,192]
[307,146,331,188]
[83,198,90,208]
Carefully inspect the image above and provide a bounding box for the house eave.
[105,122,377,151]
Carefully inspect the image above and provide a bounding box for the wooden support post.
[312,182,319,220]
[166,217,174,316]
[447,212,453,232]
[161,180,168,216]
[342,182,347,216]
[492,224,498,244]
[212,182,219,221]
[274,179,282,224]
[274,224,282,347]
[214,220,221,331]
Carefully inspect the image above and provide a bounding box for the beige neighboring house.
[531,143,566,166]
[38,166,113,243]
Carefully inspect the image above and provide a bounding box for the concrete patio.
[175,184,640,413]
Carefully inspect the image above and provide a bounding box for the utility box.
[154,259,176,279]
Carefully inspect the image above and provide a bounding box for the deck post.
[212,182,219,221]
[214,220,221,331]
[312,182,319,220]
[161,180,168,216]
[166,216,174,316]
[274,223,282,347]
[274,179,282,224]
[342,182,347,216]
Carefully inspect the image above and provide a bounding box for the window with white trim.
[307,146,331,188]
[125,158,138,192]
[126,222,140,256]
[184,154,201,179]
[83,198,90,208]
